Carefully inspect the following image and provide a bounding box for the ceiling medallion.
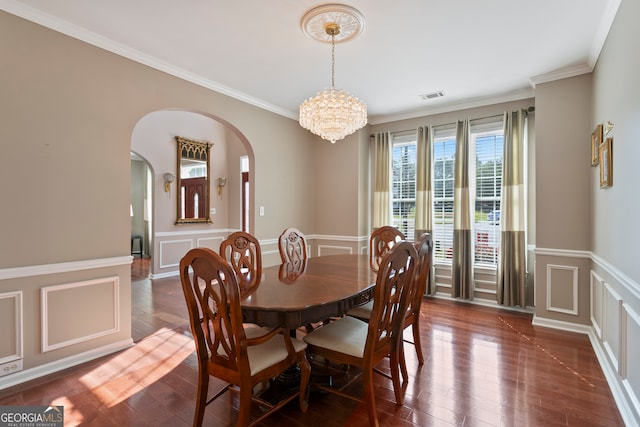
[301,4,365,43]
[298,4,367,144]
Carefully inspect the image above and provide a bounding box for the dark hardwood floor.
[0,258,624,426]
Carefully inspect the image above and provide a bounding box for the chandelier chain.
[331,33,335,89]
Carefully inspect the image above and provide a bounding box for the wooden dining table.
[240,254,377,330]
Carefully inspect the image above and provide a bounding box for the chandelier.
[299,5,367,144]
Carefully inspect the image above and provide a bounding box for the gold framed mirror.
[175,136,213,224]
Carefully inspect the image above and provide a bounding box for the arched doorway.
[130,109,255,277]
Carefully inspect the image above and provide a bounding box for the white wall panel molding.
[591,270,604,339]
[602,283,623,373]
[196,236,224,251]
[534,247,591,258]
[0,291,23,365]
[308,234,369,243]
[546,264,579,315]
[261,249,280,257]
[592,252,640,301]
[155,229,234,238]
[317,245,353,256]
[159,239,193,269]
[41,276,120,352]
[587,328,638,427]
[621,303,640,418]
[258,238,278,247]
[534,249,640,425]
[0,256,131,281]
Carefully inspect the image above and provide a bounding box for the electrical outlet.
[0,359,23,377]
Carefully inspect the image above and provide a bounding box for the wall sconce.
[163,173,175,193]
[605,120,614,135]
[217,177,228,196]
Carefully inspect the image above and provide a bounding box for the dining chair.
[369,225,405,271]
[278,227,323,331]
[220,231,262,292]
[346,225,405,324]
[349,233,433,368]
[278,227,308,265]
[303,241,418,427]
[179,247,310,427]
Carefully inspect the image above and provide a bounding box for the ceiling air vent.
[419,91,445,100]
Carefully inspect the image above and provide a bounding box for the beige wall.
[535,75,592,252]
[587,0,640,424]
[0,10,322,384]
[592,0,640,279]
[533,74,593,324]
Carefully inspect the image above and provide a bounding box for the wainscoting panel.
[41,277,120,352]
[0,291,22,365]
[546,264,579,315]
[622,303,640,416]
[603,282,622,373]
[159,239,193,269]
[196,236,224,252]
[317,245,353,256]
[591,270,604,338]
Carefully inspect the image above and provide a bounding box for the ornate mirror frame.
[175,136,213,224]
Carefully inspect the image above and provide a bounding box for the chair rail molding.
[0,256,132,281]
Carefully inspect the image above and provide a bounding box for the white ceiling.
[2,0,620,124]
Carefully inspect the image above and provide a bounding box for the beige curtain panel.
[497,110,527,307]
[373,132,391,228]
[452,120,473,300]
[414,126,435,294]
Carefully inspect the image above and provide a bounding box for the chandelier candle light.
[299,4,367,144]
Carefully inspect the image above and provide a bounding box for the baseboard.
[531,314,593,335]
[0,338,134,391]
[531,314,638,426]
[587,330,639,426]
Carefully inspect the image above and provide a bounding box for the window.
[432,126,456,262]
[385,119,504,268]
[471,120,503,266]
[391,135,416,238]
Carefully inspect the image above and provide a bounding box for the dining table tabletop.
[239,253,377,330]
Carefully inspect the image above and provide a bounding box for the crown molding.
[530,0,621,86]
[0,0,297,120]
[529,63,593,86]
[1,0,622,125]
[589,0,622,67]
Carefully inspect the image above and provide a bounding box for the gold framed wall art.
[599,137,613,188]
[591,124,603,166]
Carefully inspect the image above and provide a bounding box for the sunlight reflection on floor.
[78,327,194,408]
